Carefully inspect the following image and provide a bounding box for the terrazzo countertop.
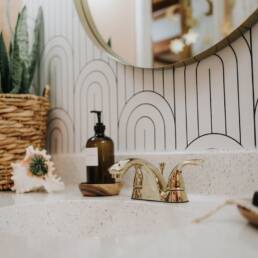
[1,151,258,258]
[0,186,257,258]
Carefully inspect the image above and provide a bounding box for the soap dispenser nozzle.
[91,110,105,136]
[91,110,102,123]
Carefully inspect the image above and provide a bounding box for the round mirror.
[75,0,258,68]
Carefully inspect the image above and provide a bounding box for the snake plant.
[0,6,43,95]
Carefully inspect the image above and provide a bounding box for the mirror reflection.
[86,0,257,68]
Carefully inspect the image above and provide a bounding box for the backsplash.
[24,0,258,154]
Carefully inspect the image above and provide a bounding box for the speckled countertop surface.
[0,186,257,258]
[0,150,258,258]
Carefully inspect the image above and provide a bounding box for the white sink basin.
[0,198,209,239]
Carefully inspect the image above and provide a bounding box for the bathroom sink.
[0,198,207,239]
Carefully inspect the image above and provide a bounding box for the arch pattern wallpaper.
[23,0,258,154]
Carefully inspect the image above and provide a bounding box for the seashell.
[11,145,64,194]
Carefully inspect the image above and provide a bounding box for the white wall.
[24,0,258,154]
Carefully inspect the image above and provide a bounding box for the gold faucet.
[109,158,204,203]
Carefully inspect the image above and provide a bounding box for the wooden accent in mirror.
[153,0,192,64]
[175,9,258,68]
[152,0,179,12]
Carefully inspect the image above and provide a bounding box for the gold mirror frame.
[74,0,258,69]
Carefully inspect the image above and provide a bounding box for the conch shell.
[11,146,64,193]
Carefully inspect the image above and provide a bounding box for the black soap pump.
[85,111,115,184]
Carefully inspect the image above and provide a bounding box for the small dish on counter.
[79,182,123,197]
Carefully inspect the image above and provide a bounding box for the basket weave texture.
[0,87,50,190]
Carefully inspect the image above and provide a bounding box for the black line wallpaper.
[25,0,258,153]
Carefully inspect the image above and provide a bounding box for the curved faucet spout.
[109,158,167,191]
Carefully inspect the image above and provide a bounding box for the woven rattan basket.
[0,86,50,190]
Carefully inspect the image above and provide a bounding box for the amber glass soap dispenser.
[85,111,115,184]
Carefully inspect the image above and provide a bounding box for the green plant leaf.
[9,8,28,94]
[27,7,43,95]
[15,6,29,65]
[0,33,11,93]
[10,34,23,94]
[0,6,44,95]
[20,63,30,93]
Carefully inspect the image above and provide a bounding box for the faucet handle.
[165,159,204,203]
[169,159,204,188]
[173,159,204,173]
